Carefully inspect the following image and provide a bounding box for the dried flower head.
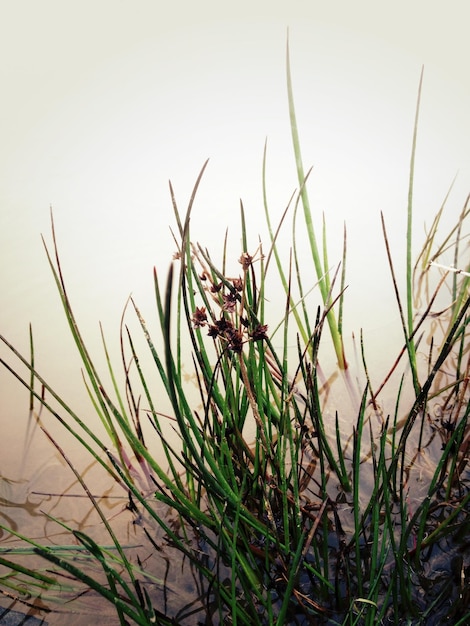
[210,281,223,293]
[208,317,233,338]
[207,324,220,338]
[238,252,253,271]
[222,292,238,313]
[250,324,268,341]
[192,307,207,328]
[226,328,244,353]
[232,277,243,292]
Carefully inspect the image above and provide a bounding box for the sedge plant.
[0,58,470,625]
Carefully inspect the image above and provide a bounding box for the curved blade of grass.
[405,67,424,393]
[286,37,346,369]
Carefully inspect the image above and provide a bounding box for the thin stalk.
[381,212,421,397]
[286,37,346,369]
[405,67,424,392]
[351,389,368,597]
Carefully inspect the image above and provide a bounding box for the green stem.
[406,67,424,394]
[286,39,346,369]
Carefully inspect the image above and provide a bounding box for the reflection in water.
[0,450,135,625]
[1,475,47,538]
[2,455,130,540]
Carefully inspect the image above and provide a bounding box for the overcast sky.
[1,1,469,405]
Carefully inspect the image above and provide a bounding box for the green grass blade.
[405,67,424,392]
[286,37,346,369]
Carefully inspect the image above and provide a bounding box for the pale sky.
[1,1,469,410]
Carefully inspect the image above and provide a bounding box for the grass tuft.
[1,54,470,625]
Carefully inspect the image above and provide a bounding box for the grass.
[1,48,470,625]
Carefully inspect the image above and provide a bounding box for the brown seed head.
[192,307,207,328]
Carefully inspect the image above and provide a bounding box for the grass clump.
[1,52,470,625]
